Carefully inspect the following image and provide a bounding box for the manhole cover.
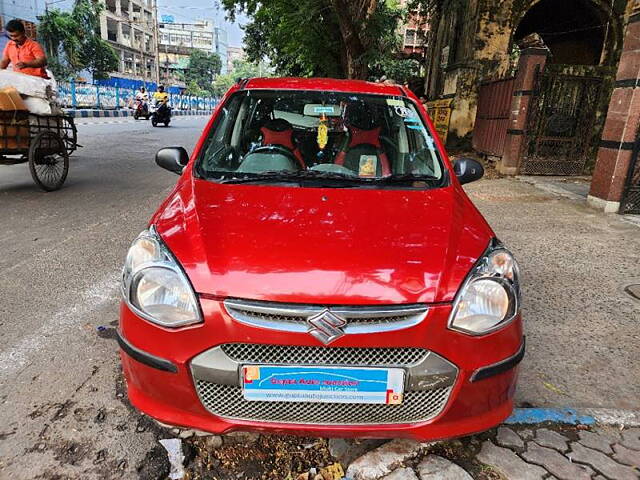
[625,284,640,301]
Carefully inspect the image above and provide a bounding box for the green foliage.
[218,0,405,79]
[184,50,222,95]
[370,57,422,83]
[211,59,272,96]
[38,0,118,80]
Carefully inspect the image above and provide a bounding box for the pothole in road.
[624,284,640,302]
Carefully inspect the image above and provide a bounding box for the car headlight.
[449,239,520,335]
[122,227,202,327]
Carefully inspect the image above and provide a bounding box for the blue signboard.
[242,365,405,404]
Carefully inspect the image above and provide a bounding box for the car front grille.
[220,343,428,366]
[223,299,428,333]
[195,381,452,425]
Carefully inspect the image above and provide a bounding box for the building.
[397,0,429,59]
[423,0,640,215]
[158,18,215,88]
[99,0,159,86]
[423,0,627,145]
[214,26,229,75]
[226,45,245,73]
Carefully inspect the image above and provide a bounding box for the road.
[0,116,638,479]
[0,116,208,479]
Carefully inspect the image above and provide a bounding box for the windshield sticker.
[407,124,426,132]
[386,98,404,107]
[359,155,377,177]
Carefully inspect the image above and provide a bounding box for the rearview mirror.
[156,147,189,175]
[453,157,484,185]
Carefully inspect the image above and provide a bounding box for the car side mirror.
[453,157,484,185]
[156,147,189,175]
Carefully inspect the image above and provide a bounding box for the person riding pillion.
[0,19,48,78]
[135,86,149,113]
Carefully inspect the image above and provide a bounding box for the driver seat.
[260,118,305,168]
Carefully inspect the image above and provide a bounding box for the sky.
[156,0,247,47]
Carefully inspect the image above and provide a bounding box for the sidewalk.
[63,108,214,118]
[169,421,640,479]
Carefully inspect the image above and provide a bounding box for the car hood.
[153,178,493,304]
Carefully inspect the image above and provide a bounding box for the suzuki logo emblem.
[306,309,347,345]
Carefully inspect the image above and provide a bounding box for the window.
[405,29,417,45]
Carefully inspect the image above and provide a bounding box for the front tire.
[152,117,158,127]
[133,110,140,120]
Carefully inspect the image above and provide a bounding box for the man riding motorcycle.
[151,85,171,127]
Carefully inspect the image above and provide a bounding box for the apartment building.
[158,19,215,87]
[99,0,158,84]
[226,45,245,73]
[397,0,429,58]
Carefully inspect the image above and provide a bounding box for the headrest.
[260,118,295,150]
[262,118,293,133]
[347,126,382,149]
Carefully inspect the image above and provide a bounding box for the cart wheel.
[28,131,69,191]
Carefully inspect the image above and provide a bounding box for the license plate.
[241,365,405,404]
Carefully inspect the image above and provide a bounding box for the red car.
[118,77,523,441]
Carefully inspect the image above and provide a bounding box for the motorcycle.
[133,99,150,120]
[150,101,171,127]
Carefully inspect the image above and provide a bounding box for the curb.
[63,109,213,119]
[506,407,640,427]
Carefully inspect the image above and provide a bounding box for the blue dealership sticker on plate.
[242,365,405,404]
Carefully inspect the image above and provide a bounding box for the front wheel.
[28,131,69,191]
[151,117,158,127]
[133,110,140,120]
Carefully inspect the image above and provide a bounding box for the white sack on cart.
[21,97,64,116]
[0,70,55,100]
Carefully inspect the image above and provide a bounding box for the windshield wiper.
[216,171,302,184]
[214,171,443,187]
[370,173,442,185]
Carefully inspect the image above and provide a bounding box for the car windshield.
[195,90,446,187]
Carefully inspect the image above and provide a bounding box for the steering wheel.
[249,145,300,169]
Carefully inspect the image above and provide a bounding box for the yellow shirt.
[153,92,168,103]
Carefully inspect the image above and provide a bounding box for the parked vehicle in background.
[118,77,524,441]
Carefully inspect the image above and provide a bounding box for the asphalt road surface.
[0,116,638,479]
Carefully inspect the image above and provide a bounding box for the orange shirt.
[3,38,47,78]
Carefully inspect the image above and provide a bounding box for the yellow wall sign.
[426,98,454,145]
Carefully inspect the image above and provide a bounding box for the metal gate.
[473,76,516,157]
[521,70,604,175]
[620,137,640,214]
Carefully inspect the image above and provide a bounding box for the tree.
[38,0,118,80]
[211,58,272,97]
[218,0,403,79]
[184,50,222,94]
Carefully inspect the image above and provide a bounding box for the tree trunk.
[330,0,377,79]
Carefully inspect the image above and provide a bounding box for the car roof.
[242,77,406,96]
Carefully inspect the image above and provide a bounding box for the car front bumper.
[118,298,524,441]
